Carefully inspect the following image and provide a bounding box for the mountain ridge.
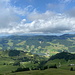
[0,34,75,55]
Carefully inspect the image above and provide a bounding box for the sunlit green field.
[0,50,75,75]
[0,65,19,74]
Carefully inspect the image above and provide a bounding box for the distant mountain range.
[0,34,75,55]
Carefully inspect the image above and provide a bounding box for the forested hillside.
[0,34,75,55]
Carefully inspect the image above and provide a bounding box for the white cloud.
[12,12,75,34]
[0,0,75,34]
[0,0,31,31]
[28,10,56,21]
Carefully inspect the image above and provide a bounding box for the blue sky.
[10,0,75,12]
[0,0,75,35]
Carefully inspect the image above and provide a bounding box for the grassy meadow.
[6,69,75,75]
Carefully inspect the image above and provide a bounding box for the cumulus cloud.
[0,0,75,34]
[0,0,19,29]
[0,0,31,33]
[27,10,56,21]
[9,11,75,34]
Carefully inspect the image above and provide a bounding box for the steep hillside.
[49,51,75,60]
[7,51,75,75]
[0,50,75,74]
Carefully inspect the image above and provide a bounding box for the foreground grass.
[0,65,19,74]
[6,69,75,75]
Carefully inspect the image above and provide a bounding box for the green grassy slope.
[0,51,75,74]
[0,50,47,74]
[7,69,75,75]
[0,34,75,55]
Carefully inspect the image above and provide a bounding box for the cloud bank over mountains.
[0,0,75,34]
